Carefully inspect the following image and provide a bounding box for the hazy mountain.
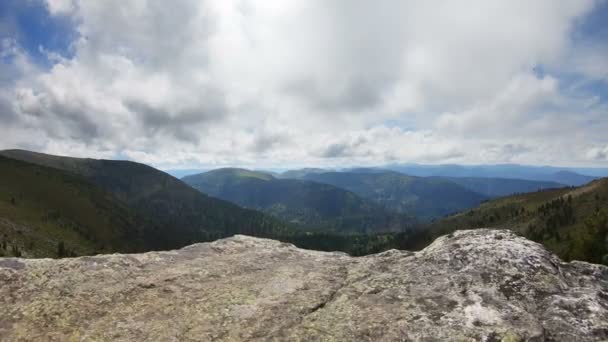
[385,163,601,186]
[429,178,608,265]
[182,168,414,234]
[437,177,565,198]
[298,171,488,222]
[281,166,568,197]
[0,150,291,252]
[278,168,330,179]
[550,171,596,187]
[164,169,208,178]
[341,167,392,174]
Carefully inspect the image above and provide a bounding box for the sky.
[0,0,607,170]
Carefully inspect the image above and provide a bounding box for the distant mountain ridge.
[385,163,601,186]
[438,177,565,198]
[281,167,566,199]
[277,168,329,179]
[295,170,488,222]
[183,168,415,234]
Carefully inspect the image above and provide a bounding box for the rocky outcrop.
[1,229,607,341]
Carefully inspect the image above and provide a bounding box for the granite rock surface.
[1,229,607,341]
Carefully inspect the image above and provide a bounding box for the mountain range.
[1,149,606,265]
[384,163,602,186]
[182,168,414,234]
[437,176,564,198]
[292,170,489,221]
[167,163,605,186]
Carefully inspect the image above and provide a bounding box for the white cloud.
[45,0,77,15]
[587,145,608,161]
[0,0,606,168]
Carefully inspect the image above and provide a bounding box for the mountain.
[0,150,291,252]
[297,171,488,221]
[385,163,601,186]
[342,167,392,174]
[182,168,414,234]
[163,168,207,178]
[429,178,608,264]
[278,168,329,179]
[550,170,596,187]
[438,177,565,198]
[280,167,567,198]
[0,155,152,257]
[2,230,606,341]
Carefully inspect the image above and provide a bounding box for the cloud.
[45,0,77,15]
[435,73,560,137]
[0,0,606,168]
[587,146,608,161]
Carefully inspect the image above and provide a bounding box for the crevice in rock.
[265,265,351,339]
[305,265,350,315]
[306,281,343,315]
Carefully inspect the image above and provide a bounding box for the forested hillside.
[299,171,487,221]
[0,150,292,252]
[428,179,608,264]
[183,168,415,234]
[0,156,150,257]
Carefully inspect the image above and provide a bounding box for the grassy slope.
[301,171,488,222]
[429,179,608,264]
[0,150,292,250]
[183,168,415,234]
[0,156,148,257]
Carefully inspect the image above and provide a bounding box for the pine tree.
[57,241,66,258]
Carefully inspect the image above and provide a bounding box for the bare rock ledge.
[1,229,607,341]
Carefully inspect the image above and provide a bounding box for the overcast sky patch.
[0,0,606,168]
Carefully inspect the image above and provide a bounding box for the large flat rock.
[1,229,607,341]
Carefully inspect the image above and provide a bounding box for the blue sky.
[0,1,607,169]
[0,0,75,67]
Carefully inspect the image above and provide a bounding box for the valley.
[182,168,415,234]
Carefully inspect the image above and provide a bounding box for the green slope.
[300,171,488,221]
[428,178,608,264]
[0,150,291,251]
[0,155,150,257]
[183,168,415,234]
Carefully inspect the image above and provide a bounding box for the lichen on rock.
[1,229,607,341]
